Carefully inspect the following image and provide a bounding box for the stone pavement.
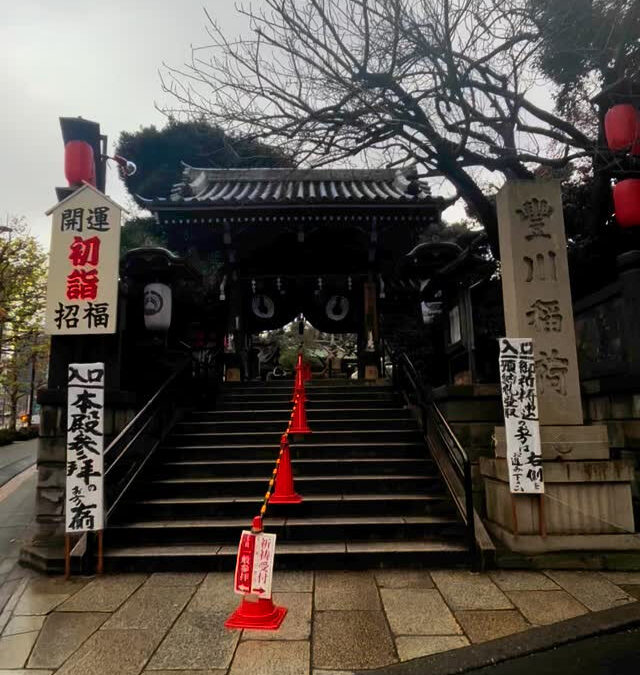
[0,566,637,674]
[0,439,37,489]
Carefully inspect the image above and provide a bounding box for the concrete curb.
[358,601,640,675]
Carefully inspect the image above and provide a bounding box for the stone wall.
[32,394,136,547]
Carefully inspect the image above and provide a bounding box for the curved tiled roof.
[141,165,435,207]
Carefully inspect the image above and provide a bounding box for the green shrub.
[0,429,17,446]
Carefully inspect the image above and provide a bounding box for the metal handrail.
[383,343,477,559]
[104,353,216,520]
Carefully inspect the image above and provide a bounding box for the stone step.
[216,398,400,410]
[127,493,455,519]
[153,457,435,479]
[190,407,411,421]
[176,417,416,433]
[141,474,441,498]
[223,384,393,394]
[167,429,423,446]
[102,538,470,572]
[106,514,464,545]
[160,441,428,461]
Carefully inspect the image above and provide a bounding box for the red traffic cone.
[225,596,287,630]
[225,515,287,630]
[269,435,302,504]
[292,358,307,403]
[290,394,312,435]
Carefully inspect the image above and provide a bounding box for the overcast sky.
[0,1,252,247]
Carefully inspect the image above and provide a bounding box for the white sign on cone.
[233,530,277,599]
[65,362,105,532]
[498,338,544,494]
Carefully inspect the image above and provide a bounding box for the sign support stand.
[97,531,104,574]
[64,535,71,580]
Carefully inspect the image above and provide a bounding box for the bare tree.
[160,0,631,252]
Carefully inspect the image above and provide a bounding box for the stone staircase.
[104,379,470,570]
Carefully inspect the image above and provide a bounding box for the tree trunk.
[8,388,17,432]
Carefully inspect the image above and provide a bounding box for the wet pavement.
[0,453,639,674]
[0,562,637,673]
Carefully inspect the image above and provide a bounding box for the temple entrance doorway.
[250,319,358,382]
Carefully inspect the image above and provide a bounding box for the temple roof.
[141,165,438,209]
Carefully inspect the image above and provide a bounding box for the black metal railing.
[384,345,477,561]
[104,351,219,521]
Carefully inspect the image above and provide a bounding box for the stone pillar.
[480,179,637,556]
[496,180,582,425]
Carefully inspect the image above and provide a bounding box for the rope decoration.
[257,393,300,519]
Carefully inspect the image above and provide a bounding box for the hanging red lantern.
[64,140,96,186]
[604,104,639,151]
[613,179,640,228]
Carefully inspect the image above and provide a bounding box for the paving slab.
[315,571,380,610]
[145,573,206,587]
[395,635,470,660]
[189,572,238,614]
[57,574,147,612]
[375,570,434,589]
[0,630,39,668]
[313,671,354,675]
[2,614,45,636]
[489,570,558,591]
[243,592,311,641]
[55,628,160,675]
[0,561,15,576]
[0,670,52,675]
[620,585,640,600]
[380,588,462,636]
[545,570,635,611]
[144,671,226,675]
[454,610,529,643]
[272,570,314,592]
[229,640,310,675]
[28,612,108,669]
[506,589,588,625]
[430,570,513,610]
[0,580,21,613]
[147,608,240,670]
[313,610,396,670]
[599,571,640,585]
[13,577,87,616]
[101,584,194,635]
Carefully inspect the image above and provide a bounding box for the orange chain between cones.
[257,393,301,520]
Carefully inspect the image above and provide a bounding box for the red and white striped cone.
[269,435,302,504]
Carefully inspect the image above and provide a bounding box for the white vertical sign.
[498,338,544,494]
[45,184,122,335]
[65,362,105,532]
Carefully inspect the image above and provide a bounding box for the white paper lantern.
[144,283,172,331]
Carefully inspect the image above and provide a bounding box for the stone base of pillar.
[480,442,636,552]
[484,520,640,554]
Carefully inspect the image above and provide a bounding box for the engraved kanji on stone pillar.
[497,181,583,425]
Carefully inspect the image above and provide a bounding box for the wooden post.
[96,530,104,574]
[510,495,519,535]
[64,535,71,579]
